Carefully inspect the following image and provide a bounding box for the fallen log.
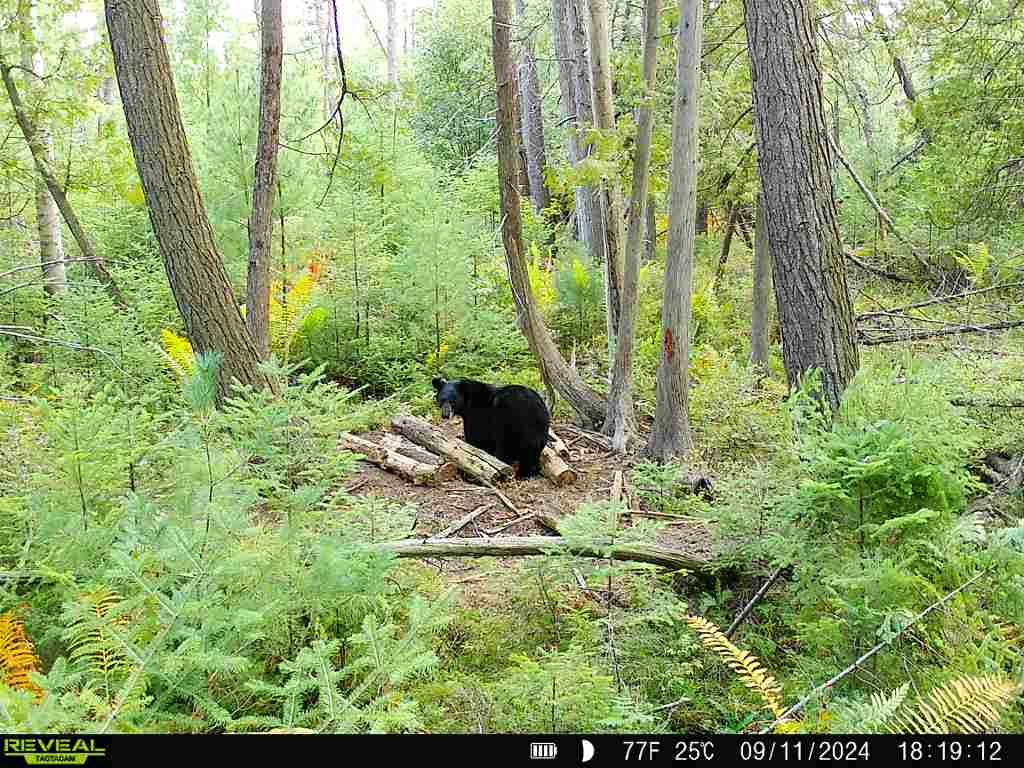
[540,445,577,486]
[859,319,1024,346]
[380,433,447,465]
[391,415,515,484]
[858,281,1024,322]
[339,433,457,487]
[371,535,706,571]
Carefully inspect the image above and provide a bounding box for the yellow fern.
[888,674,1021,734]
[0,610,44,701]
[685,614,786,720]
[268,259,323,360]
[159,329,196,378]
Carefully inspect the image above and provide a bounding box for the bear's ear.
[432,377,446,391]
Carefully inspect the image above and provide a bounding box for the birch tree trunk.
[749,192,772,374]
[603,0,660,452]
[552,0,597,250]
[515,0,551,215]
[386,0,398,86]
[645,0,702,461]
[105,0,277,397]
[644,194,656,262]
[586,0,626,364]
[569,0,605,256]
[246,0,283,361]
[492,0,606,427]
[744,0,859,413]
[17,0,65,296]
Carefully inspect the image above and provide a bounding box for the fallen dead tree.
[392,415,515,484]
[371,535,707,571]
[339,433,456,487]
[858,319,1024,346]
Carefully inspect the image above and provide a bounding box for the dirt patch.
[342,418,714,566]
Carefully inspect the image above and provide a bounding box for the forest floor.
[343,418,714,581]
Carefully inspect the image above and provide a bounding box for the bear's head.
[432,377,464,419]
[432,377,494,419]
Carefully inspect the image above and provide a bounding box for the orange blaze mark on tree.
[663,328,675,360]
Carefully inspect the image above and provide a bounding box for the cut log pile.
[339,415,578,488]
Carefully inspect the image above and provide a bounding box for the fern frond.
[0,611,44,701]
[159,329,196,378]
[889,674,1021,734]
[684,614,786,719]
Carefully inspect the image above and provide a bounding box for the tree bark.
[492,0,607,427]
[105,0,277,397]
[645,0,702,462]
[744,0,859,414]
[603,0,660,452]
[586,0,626,364]
[749,192,772,373]
[17,0,65,296]
[1,54,122,305]
[552,0,598,251]
[515,0,550,215]
[643,194,656,263]
[246,0,283,361]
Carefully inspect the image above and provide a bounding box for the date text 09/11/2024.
[618,738,1007,762]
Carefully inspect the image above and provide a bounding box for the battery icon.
[530,742,558,759]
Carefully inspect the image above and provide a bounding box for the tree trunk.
[749,192,772,374]
[105,0,277,397]
[515,0,550,215]
[17,0,65,296]
[711,202,739,292]
[1,56,122,305]
[643,194,656,263]
[492,0,606,427]
[744,0,859,414]
[386,0,398,86]
[570,0,605,257]
[586,0,626,364]
[552,0,597,252]
[645,0,702,462]
[603,0,660,452]
[318,0,339,128]
[246,0,283,361]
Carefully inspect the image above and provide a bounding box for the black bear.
[432,377,550,478]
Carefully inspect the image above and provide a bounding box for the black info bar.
[1,734,1019,766]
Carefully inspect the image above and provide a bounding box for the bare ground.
[341,418,714,571]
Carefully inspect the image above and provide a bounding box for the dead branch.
[859,320,1024,345]
[436,503,494,538]
[725,565,788,638]
[857,281,1024,321]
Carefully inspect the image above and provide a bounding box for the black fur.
[432,376,550,478]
